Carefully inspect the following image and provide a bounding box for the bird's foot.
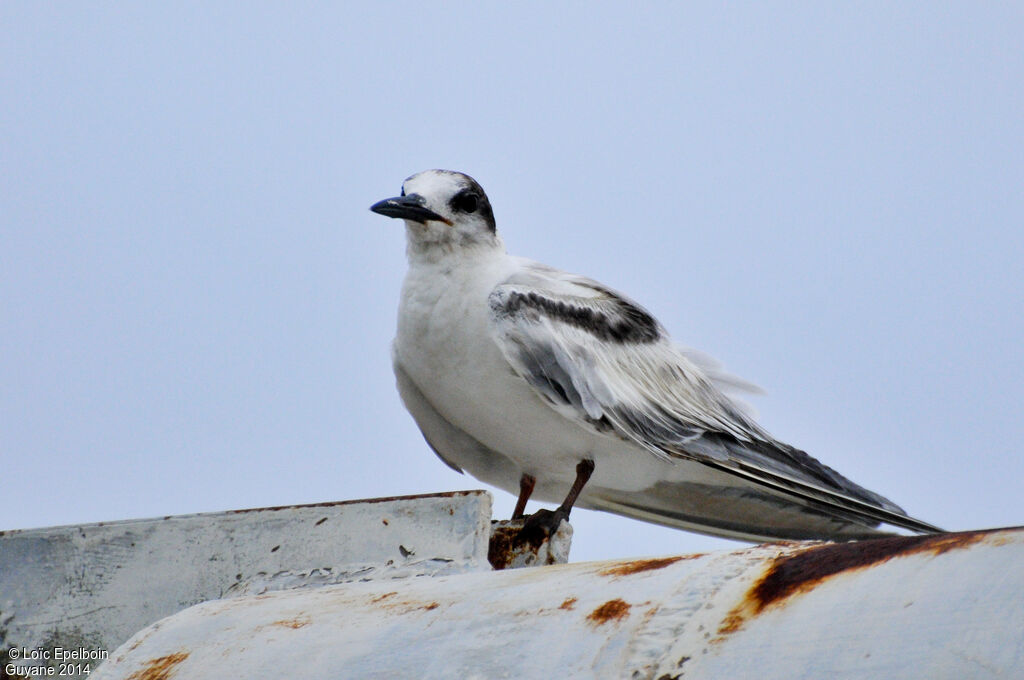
[516,507,570,549]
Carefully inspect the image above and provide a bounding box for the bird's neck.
[404,230,506,267]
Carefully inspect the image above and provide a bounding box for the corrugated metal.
[92,527,1024,679]
[0,490,492,676]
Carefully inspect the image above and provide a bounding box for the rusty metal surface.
[487,518,572,569]
[0,491,493,677]
[92,527,1024,679]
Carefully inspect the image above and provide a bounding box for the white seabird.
[371,169,941,541]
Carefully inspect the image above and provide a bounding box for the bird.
[370,169,941,542]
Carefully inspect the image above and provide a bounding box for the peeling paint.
[92,527,1024,680]
[1,491,493,663]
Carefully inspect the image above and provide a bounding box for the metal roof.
[91,525,1023,680]
[1,490,494,672]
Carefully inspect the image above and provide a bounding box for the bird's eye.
[450,191,479,213]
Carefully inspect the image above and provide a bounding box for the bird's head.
[370,170,500,256]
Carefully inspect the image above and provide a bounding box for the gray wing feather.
[488,267,941,535]
[582,480,892,542]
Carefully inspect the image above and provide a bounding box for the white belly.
[392,258,670,502]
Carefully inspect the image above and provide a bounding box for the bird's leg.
[557,459,595,516]
[512,473,536,519]
[519,459,595,544]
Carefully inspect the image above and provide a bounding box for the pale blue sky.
[2,3,1022,561]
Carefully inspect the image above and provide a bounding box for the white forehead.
[402,170,467,200]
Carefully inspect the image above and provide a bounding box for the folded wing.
[487,262,941,537]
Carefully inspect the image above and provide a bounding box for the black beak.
[369,194,452,226]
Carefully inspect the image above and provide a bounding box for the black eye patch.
[450,190,479,213]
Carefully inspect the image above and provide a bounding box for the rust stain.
[987,533,1016,547]
[126,651,189,680]
[488,522,548,569]
[488,520,564,569]
[641,605,662,625]
[349,490,480,503]
[718,529,997,637]
[226,490,484,515]
[587,598,632,625]
[599,554,702,576]
[374,595,442,613]
[716,608,751,636]
[126,633,152,653]
[272,616,311,629]
[559,597,578,610]
[488,525,516,570]
[487,524,515,570]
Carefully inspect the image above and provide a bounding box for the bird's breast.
[393,262,596,476]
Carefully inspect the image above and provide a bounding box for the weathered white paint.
[488,518,573,569]
[93,527,1024,679]
[0,491,493,671]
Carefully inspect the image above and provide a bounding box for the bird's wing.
[487,262,941,534]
